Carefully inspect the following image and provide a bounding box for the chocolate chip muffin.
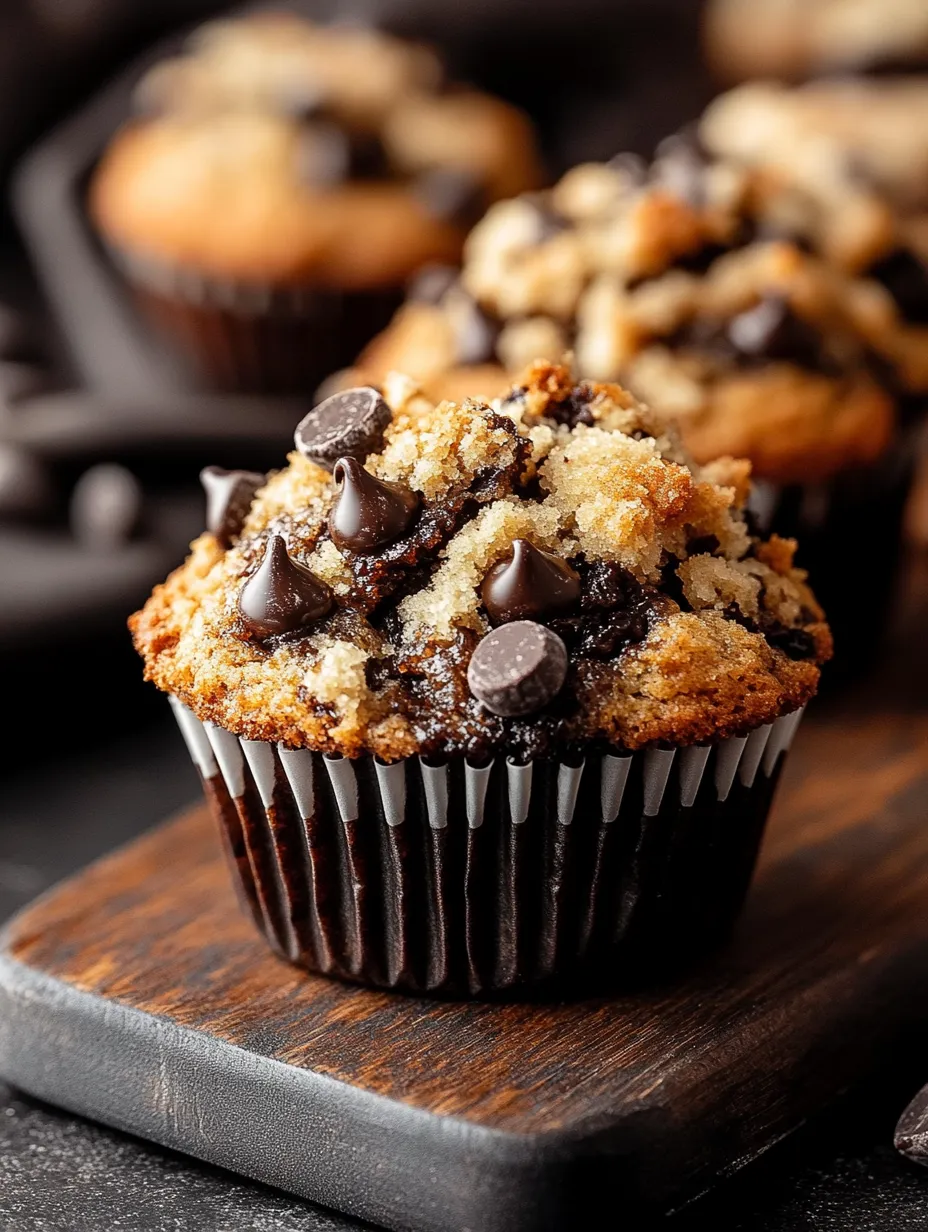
[349,144,915,667]
[133,362,830,996]
[704,0,928,81]
[89,11,541,395]
[700,80,928,391]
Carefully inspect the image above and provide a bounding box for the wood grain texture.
[2,630,928,1230]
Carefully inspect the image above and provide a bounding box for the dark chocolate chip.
[238,534,333,638]
[200,466,264,548]
[0,445,54,521]
[295,123,350,188]
[652,129,708,207]
[868,248,928,325]
[328,456,419,553]
[467,620,568,717]
[413,167,484,227]
[896,1084,928,1163]
[727,295,824,369]
[347,130,390,180]
[764,625,818,661]
[546,382,596,428]
[296,387,392,471]
[69,464,143,550]
[550,558,652,658]
[482,539,581,626]
[446,290,499,366]
[407,263,459,305]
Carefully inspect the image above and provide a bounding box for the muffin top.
[704,0,928,81]
[701,80,928,350]
[132,363,830,763]
[90,12,541,288]
[347,144,908,482]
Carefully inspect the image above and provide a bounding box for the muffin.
[700,80,928,564]
[132,361,830,996]
[700,80,928,381]
[89,11,541,394]
[703,0,928,82]
[348,147,916,665]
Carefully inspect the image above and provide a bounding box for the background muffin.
[134,362,829,996]
[347,146,916,666]
[703,0,928,82]
[699,80,928,387]
[90,10,542,395]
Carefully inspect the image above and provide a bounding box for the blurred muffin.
[703,0,928,81]
[133,362,829,995]
[90,11,542,394]
[700,80,928,390]
[348,146,914,664]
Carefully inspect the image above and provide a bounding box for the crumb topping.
[132,364,829,761]
[351,144,911,480]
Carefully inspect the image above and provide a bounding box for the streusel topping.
[347,144,905,479]
[132,363,830,761]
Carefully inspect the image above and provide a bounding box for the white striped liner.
[172,703,806,829]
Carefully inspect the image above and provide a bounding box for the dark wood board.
[1,674,928,1232]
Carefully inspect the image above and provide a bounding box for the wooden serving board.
[1,682,928,1232]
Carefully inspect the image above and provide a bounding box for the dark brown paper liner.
[173,702,802,998]
[750,434,916,672]
[111,247,401,395]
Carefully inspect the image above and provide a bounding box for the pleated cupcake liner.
[748,432,917,672]
[108,245,400,395]
[170,697,804,998]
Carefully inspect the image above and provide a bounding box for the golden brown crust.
[132,365,829,760]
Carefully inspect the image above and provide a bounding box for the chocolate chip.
[296,387,392,471]
[546,383,597,428]
[549,558,652,658]
[347,130,390,180]
[652,129,708,207]
[764,625,818,661]
[238,535,333,638]
[0,445,53,521]
[896,1084,928,1163]
[445,289,499,366]
[328,456,419,553]
[295,123,351,188]
[868,248,928,325]
[69,464,143,550]
[727,295,824,369]
[482,540,580,626]
[467,620,568,718]
[413,167,484,226]
[200,466,264,548]
[407,263,459,305]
